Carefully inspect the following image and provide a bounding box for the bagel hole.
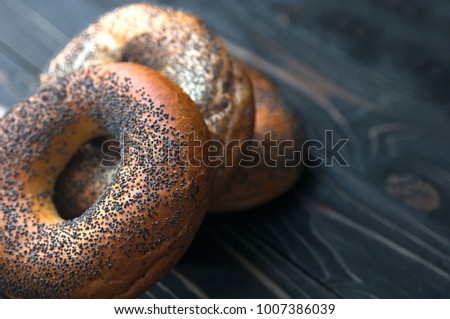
[53,137,120,220]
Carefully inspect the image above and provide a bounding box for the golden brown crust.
[209,66,303,211]
[0,63,211,298]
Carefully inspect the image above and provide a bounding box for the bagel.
[209,67,303,211]
[53,66,302,216]
[0,63,211,298]
[40,3,254,193]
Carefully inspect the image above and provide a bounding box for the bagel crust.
[0,63,211,298]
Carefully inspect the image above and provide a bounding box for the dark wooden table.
[1,0,449,298]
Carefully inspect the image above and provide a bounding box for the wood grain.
[0,0,449,298]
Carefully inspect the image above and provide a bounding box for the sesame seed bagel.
[0,63,211,298]
[40,3,254,192]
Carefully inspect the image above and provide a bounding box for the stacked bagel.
[0,4,302,298]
